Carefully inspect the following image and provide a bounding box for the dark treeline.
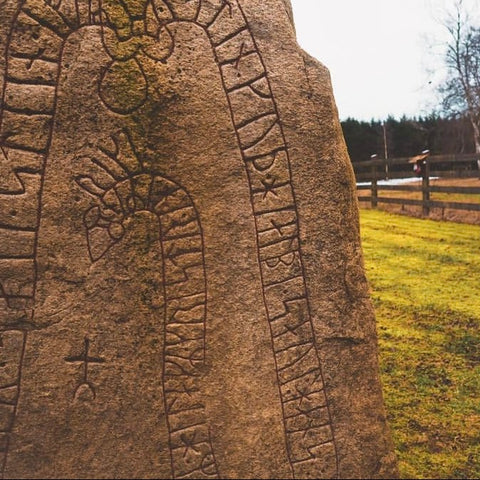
[341,115,475,163]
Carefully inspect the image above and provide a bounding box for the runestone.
[0,0,398,478]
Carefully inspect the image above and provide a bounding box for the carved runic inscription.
[64,338,105,400]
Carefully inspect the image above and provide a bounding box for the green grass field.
[360,209,480,479]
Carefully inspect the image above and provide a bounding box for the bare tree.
[438,0,480,154]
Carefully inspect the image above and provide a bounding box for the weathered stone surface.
[0,1,398,478]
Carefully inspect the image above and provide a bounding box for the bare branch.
[436,0,480,152]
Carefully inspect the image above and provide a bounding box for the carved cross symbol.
[65,337,105,400]
[295,385,314,407]
[261,176,279,199]
[180,431,200,459]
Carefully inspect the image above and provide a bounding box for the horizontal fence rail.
[352,154,480,216]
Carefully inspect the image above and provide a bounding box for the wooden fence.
[353,154,480,216]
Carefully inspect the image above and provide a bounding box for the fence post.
[371,163,378,208]
[422,159,430,216]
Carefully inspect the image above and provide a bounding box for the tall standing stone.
[0,1,398,478]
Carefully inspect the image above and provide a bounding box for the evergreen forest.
[341,116,476,163]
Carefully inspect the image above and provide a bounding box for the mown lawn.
[360,209,480,479]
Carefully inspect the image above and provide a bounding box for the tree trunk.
[472,121,480,153]
[470,118,480,175]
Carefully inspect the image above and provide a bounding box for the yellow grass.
[360,209,480,479]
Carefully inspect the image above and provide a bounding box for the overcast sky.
[290,0,480,121]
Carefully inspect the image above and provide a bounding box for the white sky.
[290,0,480,121]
